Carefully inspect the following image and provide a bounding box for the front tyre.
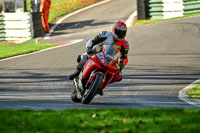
[81,74,103,104]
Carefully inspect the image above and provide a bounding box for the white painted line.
[125,11,137,27]
[44,0,111,40]
[178,79,200,107]
[0,39,83,62]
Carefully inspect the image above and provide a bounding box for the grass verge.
[0,42,56,60]
[187,83,200,99]
[134,13,200,26]
[0,108,200,133]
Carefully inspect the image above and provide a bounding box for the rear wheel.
[81,74,103,104]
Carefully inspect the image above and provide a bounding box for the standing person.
[68,21,129,95]
[40,0,51,33]
[0,0,5,13]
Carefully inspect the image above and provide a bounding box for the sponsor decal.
[96,52,105,63]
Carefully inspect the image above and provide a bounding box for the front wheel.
[81,73,103,104]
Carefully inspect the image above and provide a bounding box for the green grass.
[0,108,200,133]
[26,0,31,12]
[134,13,200,26]
[0,42,56,59]
[188,83,200,98]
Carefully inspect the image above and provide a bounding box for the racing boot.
[68,54,88,80]
[68,62,82,80]
[97,89,104,96]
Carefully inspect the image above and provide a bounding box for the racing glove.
[87,47,94,55]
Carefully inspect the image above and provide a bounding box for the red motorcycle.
[71,45,121,104]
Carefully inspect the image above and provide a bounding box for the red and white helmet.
[112,21,127,41]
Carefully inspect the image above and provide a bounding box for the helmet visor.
[115,28,127,39]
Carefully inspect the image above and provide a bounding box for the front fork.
[74,70,107,99]
[73,72,84,99]
[85,70,106,90]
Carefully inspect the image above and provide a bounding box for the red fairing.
[82,50,120,90]
[82,54,105,80]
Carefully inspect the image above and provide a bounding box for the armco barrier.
[149,0,200,19]
[183,0,200,15]
[0,12,33,43]
[149,0,184,19]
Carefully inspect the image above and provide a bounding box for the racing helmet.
[112,21,127,41]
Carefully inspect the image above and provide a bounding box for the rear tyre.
[81,74,103,104]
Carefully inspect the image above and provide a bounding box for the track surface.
[0,0,200,109]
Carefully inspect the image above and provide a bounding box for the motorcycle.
[71,44,121,104]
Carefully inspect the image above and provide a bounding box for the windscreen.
[104,45,121,64]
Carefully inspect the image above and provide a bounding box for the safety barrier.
[0,12,33,43]
[149,0,184,19]
[183,0,200,15]
[149,0,200,19]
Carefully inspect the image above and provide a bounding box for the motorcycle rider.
[68,21,129,95]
